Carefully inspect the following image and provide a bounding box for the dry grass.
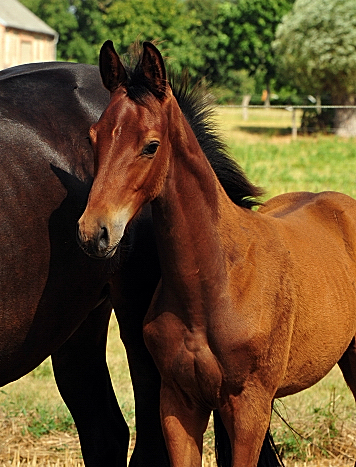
[0,425,83,467]
[216,106,303,144]
[1,319,356,466]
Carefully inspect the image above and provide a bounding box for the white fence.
[221,105,356,139]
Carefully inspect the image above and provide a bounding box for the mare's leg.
[218,386,274,467]
[338,336,356,399]
[52,299,129,467]
[119,319,168,467]
[160,382,211,467]
[111,210,169,467]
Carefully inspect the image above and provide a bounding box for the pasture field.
[1,107,356,466]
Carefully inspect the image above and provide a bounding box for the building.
[0,0,58,70]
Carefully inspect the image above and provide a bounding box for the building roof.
[0,0,57,38]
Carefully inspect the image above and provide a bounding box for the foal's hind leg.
[338,337,356,400]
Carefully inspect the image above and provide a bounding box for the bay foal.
[78,41,356,466]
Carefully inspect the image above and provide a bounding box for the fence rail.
[220,105,356,139]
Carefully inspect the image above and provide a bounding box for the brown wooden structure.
[0,0,57,70]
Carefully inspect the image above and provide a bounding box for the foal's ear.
[142,42,168,100]
[99,40,127,93]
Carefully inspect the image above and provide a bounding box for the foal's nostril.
[77,220,116,258]
[98,225,110,250]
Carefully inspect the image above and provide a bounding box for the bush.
[300,108,335,134]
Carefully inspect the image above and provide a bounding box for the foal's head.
[78,41,175,258]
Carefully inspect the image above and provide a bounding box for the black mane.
[123,47,263,209]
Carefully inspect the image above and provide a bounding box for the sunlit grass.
[229,137,356,200]
[215,107,356,200]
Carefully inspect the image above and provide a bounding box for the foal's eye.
[142,141,160,157]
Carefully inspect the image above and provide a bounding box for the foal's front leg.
[160,382,211,467]
[218,386,274,467]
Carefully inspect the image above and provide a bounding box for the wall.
[0,25,56,70]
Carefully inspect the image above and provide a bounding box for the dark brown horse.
[78,40,356,467]
[0,61,169,466]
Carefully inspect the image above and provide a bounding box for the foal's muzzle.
[76,222,118,259]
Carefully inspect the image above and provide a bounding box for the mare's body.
[0,62,166,466]
[78,41,356,467]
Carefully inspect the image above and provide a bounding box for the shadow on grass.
[234,126,293,137]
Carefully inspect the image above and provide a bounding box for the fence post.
[242,95,251,121]
[292,108,297,140]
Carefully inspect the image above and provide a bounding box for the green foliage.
[104,0,202,74]
[183,0,295,101]
[185,0,229,83]
[21,0,122,63]
[211,70,256,104]
[22,0,201,70]
[186,0,293,89]
[219,0,293,80]
[300,108,335,135]
[273,0,356,103]
[66,0,110,63]
[21,0,294,94]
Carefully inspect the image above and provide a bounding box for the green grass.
[216,107,356,200]
[230,137,356,200]
[272,367,356,462]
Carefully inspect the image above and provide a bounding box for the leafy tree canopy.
[21,0,109,62]
[103,0,203,74]
[219,0,293,80]
[273,0,356,103]
[186,0,293,91]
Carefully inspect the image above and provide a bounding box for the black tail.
[214,409,232,467]
[257,431,285,467]
[213,410,284,467]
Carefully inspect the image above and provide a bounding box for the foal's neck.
[151,104,241,322]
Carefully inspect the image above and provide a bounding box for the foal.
[78,41,356,467]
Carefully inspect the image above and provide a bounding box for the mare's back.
[0,62,107,176]
[0,62,109,382]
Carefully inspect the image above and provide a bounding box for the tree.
[220,0,293,79]
[185,0,229,84]
[273,0,356,136]
[21,0,109,63]
[103,0,203,75]
[186,0,294,100]
[67,0,110,63]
